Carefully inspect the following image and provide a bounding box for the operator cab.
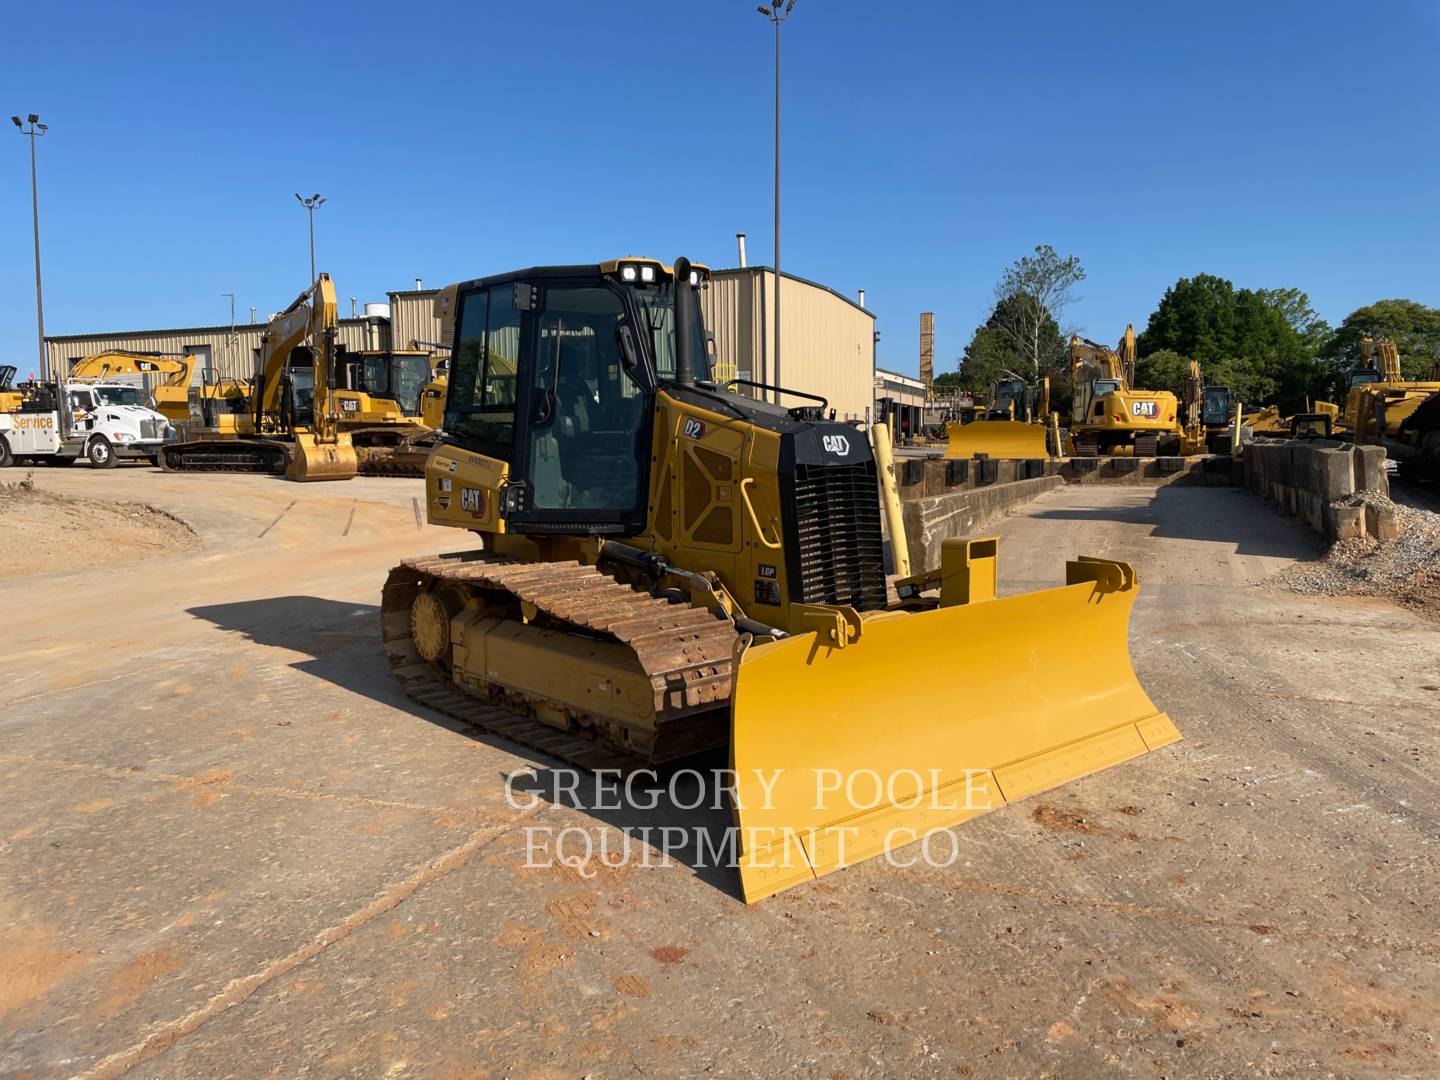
[442,259,711,529]
[1200,385,1232,427]
[1349,369,1382,388]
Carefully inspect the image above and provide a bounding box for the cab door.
[508,280,652,535]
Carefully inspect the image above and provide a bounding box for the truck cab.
[0,380,173,468]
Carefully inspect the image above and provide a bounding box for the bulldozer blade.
[945,419,1049,460]
[285,433,358,482]
[729,561,1179,902]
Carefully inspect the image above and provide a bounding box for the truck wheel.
[87,437,118,469]
[0,437,12,468]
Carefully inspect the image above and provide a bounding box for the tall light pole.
[757,1,795,398]
[12,114,48,380]
[295,192,326,282]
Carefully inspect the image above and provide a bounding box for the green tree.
[958,291,1068,400]
[1133,348,1189,399]
[990,245,1086,380]
[1319,299,1440,386]
[1136,275,1326,413]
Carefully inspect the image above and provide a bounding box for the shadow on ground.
[187,595,745,899]
[1031,485,1322,559]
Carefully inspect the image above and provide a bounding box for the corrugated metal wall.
[701,268,874,421]
[388,291,442,351]
[45,318,387,383]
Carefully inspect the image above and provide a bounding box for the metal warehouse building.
[43,266,875,421]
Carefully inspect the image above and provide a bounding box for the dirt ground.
[1,467,1438,1078]
[0,471,200,578]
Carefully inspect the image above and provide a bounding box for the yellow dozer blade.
[945,419,1049,459]
[285,432,358,482]
[730,554,1179,902]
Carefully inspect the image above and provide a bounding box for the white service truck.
[0,380,174,468]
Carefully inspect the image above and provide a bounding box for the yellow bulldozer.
[160,274,357,481]
[381,256,1179,902]
[943,373,1056,460]
[1070,326,1181,456]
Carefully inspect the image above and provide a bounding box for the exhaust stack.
[736,233,748,267]
[674,256,696,387]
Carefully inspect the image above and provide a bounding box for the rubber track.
[381,551,739,768]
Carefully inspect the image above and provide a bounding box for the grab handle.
[740,478,783,550]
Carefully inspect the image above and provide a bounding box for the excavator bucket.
[945,419,1049,460]
[286,432,358,482]
[729,552,1179,902]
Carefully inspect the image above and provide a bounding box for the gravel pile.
[1272,489,1440,616]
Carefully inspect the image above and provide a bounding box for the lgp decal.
[436,496,451,510]
[682,418,706,440]
[821,434,850,455]
[438,477,453,493]
[1131,401,1158,418]
[460,487,486,516]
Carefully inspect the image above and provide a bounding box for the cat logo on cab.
[821,434,850,456]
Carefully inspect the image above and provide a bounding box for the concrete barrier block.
[1354,445,1389,496]
[923,457,948,497]
[1365,503,1402,541]
[900,475,1062,570]
[1311,448,1355,502]
[1324,504,1365,541]
[1298,490,1321,529]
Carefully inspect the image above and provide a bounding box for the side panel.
[426,442,508,532]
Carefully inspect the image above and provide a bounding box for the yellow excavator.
[334,348,447,476]
[1179,360,1237,454]
[944,373,1054,459]
[160,274,357,481]
[66,350,199,423]
[381,256,1178,902]
[1070,326,1181,456]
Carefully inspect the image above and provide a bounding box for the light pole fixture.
[12,113,49,380]
[756,0,796,398]
[295,192,326,282]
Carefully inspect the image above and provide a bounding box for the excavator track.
[160,438,292,473]
[381,551,739,769]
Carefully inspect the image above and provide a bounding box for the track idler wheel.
[410,591,453,662]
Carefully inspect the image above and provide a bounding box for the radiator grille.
[791,461,887,611]
[140,419,160,440]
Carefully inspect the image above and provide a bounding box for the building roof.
[46,314,380,343]
[709,265,873,318]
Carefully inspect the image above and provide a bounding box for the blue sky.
[3,0,1437,378]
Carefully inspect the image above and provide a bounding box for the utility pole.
[222,293,236,337]
[295,192,326,282]
[11,114,48,380]
[756,2,795,400]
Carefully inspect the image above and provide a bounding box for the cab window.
[446,288,521,449]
